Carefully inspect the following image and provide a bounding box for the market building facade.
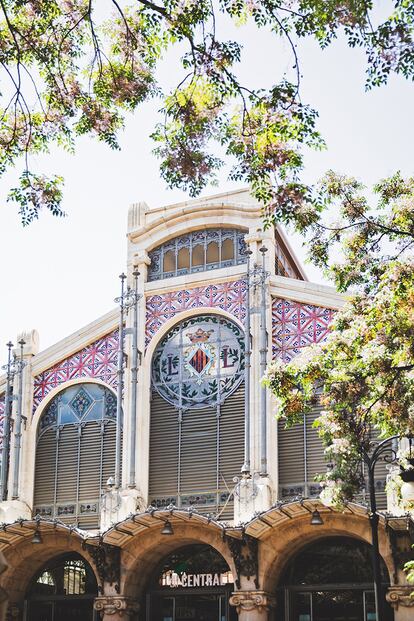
[0,189,412,621]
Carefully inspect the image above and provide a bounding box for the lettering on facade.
[161,571,233,588]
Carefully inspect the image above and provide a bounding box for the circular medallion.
[152,315,245,409]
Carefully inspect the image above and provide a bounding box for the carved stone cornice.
[229,591,276,613]
[94,596,140,617]
[386,586,414,609]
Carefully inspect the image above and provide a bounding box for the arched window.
[26,553,97,621]
[149,314,245,518]
[206,241,219,266]
[177,247,190,271]
[148,229,247,280]
[33,383,120,529]
[278,537,392,621]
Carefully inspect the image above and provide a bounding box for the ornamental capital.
[94,596,140,617]
[386,586,414,609]
[229,591,276,613]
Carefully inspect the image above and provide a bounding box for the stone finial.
[386,586,414,609]
[14,330,39,357]
[127,202,149,234]
[230,591,276,613]
[94,596,140,618]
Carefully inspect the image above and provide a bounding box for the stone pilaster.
[94,596,139,620]
[230,591,276,621]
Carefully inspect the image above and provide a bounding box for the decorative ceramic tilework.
[272,298,335,362]
[33,330,119,413]
[145,280,247,345]
[0,394,5,450]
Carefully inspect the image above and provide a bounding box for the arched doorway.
[278,536,393,621]
[145,544,237,621]
[24,553,97,621]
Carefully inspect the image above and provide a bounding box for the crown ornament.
[186,328,214,343]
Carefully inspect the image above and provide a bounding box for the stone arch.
[252,509,395,593]
[134,208,252,254]
[120,519,236,599]
[0,527,98,606]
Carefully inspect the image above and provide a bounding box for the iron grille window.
[148,229,248,281]
[33,383,120,529]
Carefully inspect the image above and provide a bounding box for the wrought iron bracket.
[225,532,259,589]
[85,542,121,594]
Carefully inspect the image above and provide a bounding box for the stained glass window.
[152,315,245,410]
[148,229,247,281]
[39,383,117,433]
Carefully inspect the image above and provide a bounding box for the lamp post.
[358,434,412,621]
[113,271,142,489]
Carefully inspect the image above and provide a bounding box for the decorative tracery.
[152,314,245,410]
[148,229,247,281]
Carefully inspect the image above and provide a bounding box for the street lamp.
[359,434,413,621]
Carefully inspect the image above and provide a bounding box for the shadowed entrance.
[145,544,237,621]
[24,553,97,621]
[278,536,393,621]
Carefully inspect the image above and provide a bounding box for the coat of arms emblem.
[184,328,216,384]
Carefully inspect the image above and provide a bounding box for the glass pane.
[192,245,204,267]
[290,592,312,621]
[364,591,376,621]
[178,247,190,270]
[206,242,219,264]
[281,537,389,585]
[313,590,363,621]
[151,596,174,621]
[163,250,176,273]
[221,238,234,261]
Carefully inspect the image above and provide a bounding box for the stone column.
[230,591,276,621]
[94,596,139,621]
[386,586,414,621]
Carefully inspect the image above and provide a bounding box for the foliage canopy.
[1,1,414,222]
[263,171,414,507]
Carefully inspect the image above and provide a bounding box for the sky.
[1,10,414,358]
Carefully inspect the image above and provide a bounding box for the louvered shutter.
[278,419,306,499]
[33,428,57,516]
[181,406,217,495]
[78,422,102,529]
[101,420,117,489]
[149,391,179,507]
[305,406,327,497]
[56,425,79,523]
[149,384,245,516]
[219,384,245,518]
[278,403,389,508]
[278,403,326,500]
